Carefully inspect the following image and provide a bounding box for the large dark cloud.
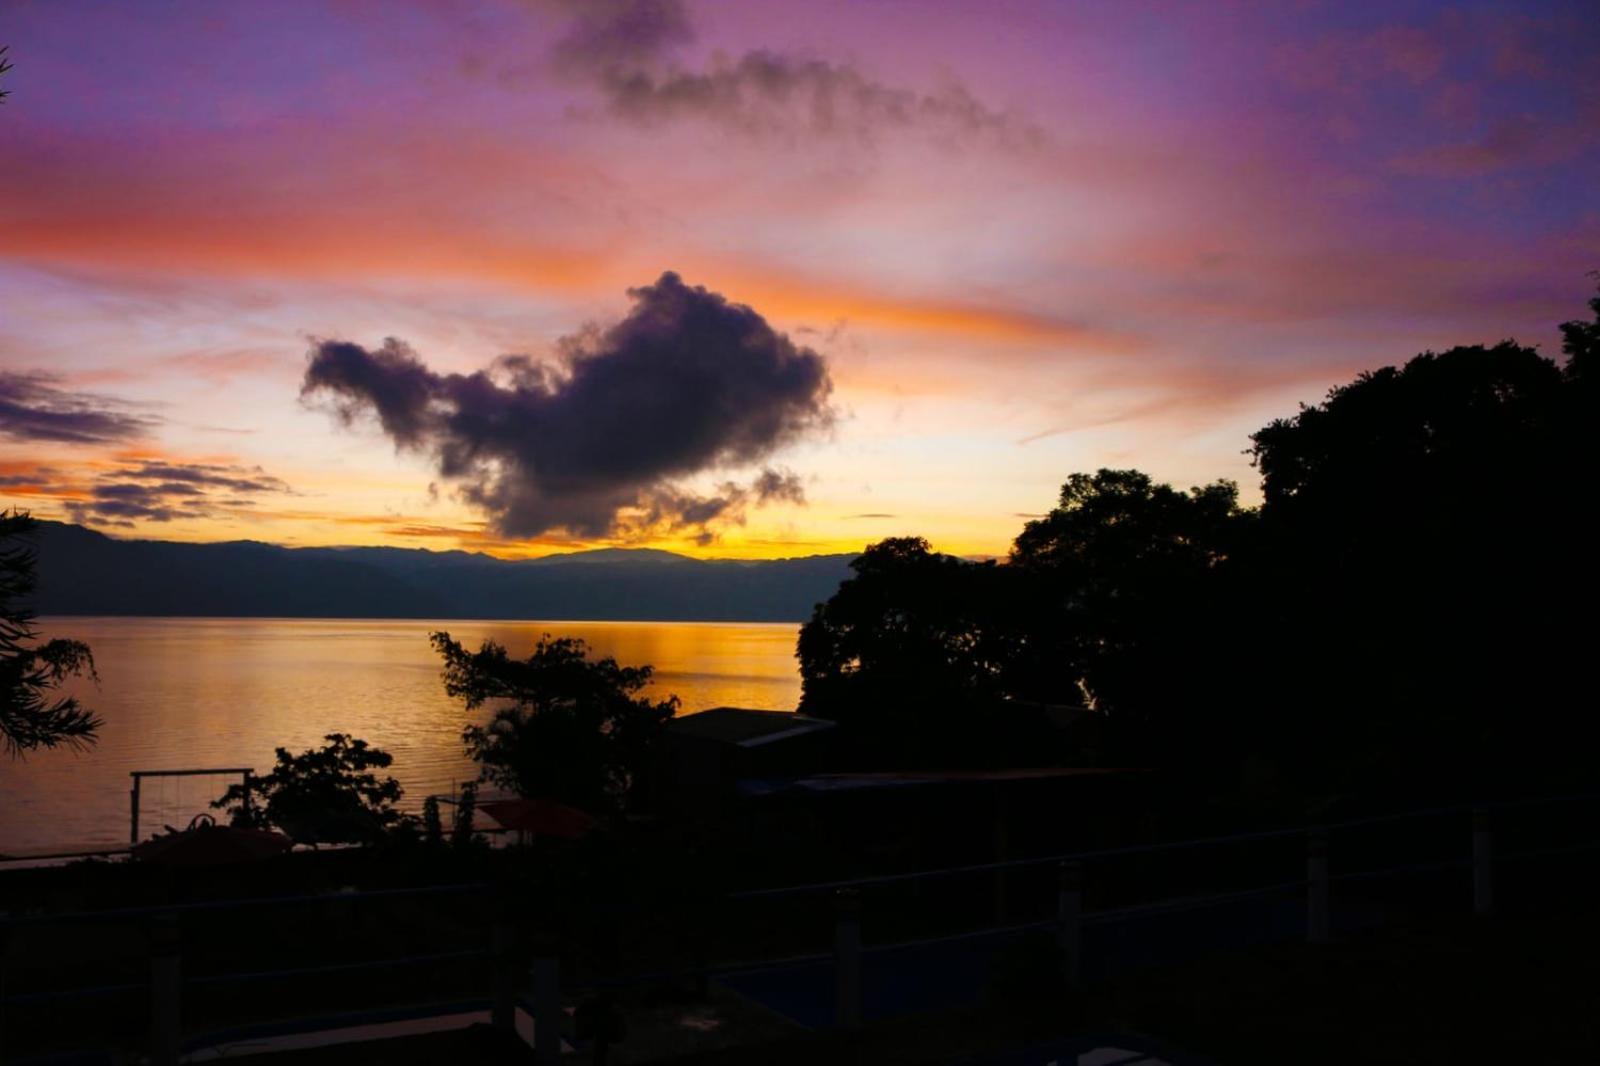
[547,0,1041,150]
[301,272,832,539]
[0,371,157,444]
[62,460,291,527]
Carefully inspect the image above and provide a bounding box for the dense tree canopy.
[213,733,408,845]
[1559,277,1599,384]
[1244,319,1596,798]
[796,537,1042,766]
[1,511,101,756]
[797,477,1247,767]
[1009,470,1246,723]
[435,632,677,811]
[799,283,1600,805]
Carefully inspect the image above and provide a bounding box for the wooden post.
[130,773,142,846]
[1473,807,1493,917]
[1057,860,1083,988]
[833,888,862,1028]
[1307,827,1330,944]
[530,954,561,1066]
[149,912,181,1066]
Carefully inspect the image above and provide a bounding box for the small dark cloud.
[118,461,289,494]
[551,0,692,71]
[383,523,488,540]
[633,466,806,545]
[303,272,831,540]
[847,512,898,519]
[1389,115,1565,177]
[751,468,806,506]
[0,371,157,444]
[62,460,292,527]
[548,0,1041,150]
[1014,512,1048,519]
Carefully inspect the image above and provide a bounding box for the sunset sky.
[2,0,1595,559]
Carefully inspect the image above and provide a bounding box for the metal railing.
[3,793,1598,1063]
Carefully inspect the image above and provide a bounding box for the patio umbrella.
[478,798,596,842]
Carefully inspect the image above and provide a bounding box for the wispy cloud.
[0,371,156,444]
[549,0,1042,149]
[2,456,294,528]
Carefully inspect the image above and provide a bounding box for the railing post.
[491,922,517,1032]
[530,953,561,1066]
[1306,826,1330,944]
[490,881,519,1033]
[833,888,862,1028]
[1056,860,1083,989]
[1473,807,1493,917]
[149,911,181,1066]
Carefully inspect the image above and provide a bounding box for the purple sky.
[1,0,1595,557]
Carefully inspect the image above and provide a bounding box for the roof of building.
[667,707,836,747]
[737,766,1144,797]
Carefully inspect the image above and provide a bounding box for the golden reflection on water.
[0,618,801,856]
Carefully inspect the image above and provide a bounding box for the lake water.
[0,617,802,857]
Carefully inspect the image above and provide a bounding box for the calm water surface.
[0,617,801,856]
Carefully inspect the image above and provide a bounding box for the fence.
[2,793,1598,1063]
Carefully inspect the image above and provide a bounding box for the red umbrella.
[133,816,292,866]
[478,798,596,842]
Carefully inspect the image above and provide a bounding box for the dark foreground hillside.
[28,521,857,622]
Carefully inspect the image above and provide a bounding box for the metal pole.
[1057,860,1083,988]
[833,888,862,1028]
[149,912,181,1066]
[130,773,142,846]
[1307,826,1330,944]
[1473,807,1493,917]
[530,955,561,1066]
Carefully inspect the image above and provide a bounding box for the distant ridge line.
[26,521,859,623]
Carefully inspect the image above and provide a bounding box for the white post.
[1473,807,1493,917]
[1057,860,1083,988]
[833,888,862,1028]
[530,954,561,1066]
[1307,827,1330,944]
[149,913,181,1066]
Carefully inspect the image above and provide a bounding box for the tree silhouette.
[0,46,12,103]
[0,511,101,755]
[1559,274,1600,384]
[1244,307,1597,798]
[435,632,676,811]
[213,733,408,845]
[798,282,1600,802]
[1009,470,1246,718]
[797,537,1059,767]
